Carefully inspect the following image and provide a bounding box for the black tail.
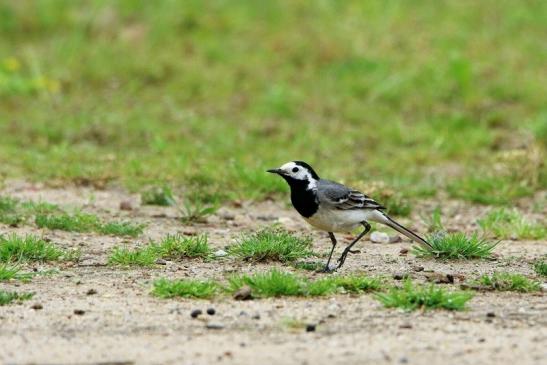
[383,215,432,249]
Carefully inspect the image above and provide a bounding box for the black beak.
[267,168,283,175]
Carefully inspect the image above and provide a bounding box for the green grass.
[478,208,546,240]
[0,234,67,263]
[155,234,211,259]
[229,227,313,262]
[0,290,33,306]
[333,275,384,293]
[179,201,217,223]
[375,280,473,311]
[35,212,100,232]
[533,259,547,277]
[228,269,304,298]
[152,278,218,299]
[108,234,211,266]
[227,269,384,298]
[474,272,541,292]
[141,186,176,206]
[0,196,61,226]
[413,232,497,260]
[36,212,144,237]
[99,221,145,237]
[0,264,32,281]
[0,1,545,202]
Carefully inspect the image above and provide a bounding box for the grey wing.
[317,180,386,210]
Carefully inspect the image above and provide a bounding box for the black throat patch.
[282,176,318,218]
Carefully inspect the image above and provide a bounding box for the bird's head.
[267,161,320,186]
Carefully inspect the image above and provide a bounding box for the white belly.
[304,207,382,233]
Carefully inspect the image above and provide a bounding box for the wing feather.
[318,180,385,210]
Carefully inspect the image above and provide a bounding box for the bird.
[267,161,432,272]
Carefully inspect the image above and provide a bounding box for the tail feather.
[368,210,431,248]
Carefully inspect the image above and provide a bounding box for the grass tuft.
[533,260,547,277]
[141,186,176,206]
[474,272,541,292]
[333,275,384,293]
[0,290,34,306]
[413,232,497,260]
[228,269,304,298]
[35,212,99,232]
[108,245,158,267]
[478,208,546,240]
[0,234,67,262]
[155,234,211,259]
[108,234,211,266]
[229,227,313,262]
[36,212,145,237]
[99,221,145,237]
[228,269,384,298]
[179,201,217,223]
[375,280,473,311]
[0,264,32,281]
[152,278,218,299]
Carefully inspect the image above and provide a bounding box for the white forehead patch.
[278,161,317,189]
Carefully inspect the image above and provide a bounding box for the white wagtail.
[267,161,432,271]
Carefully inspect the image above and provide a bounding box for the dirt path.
[0,182,545,365]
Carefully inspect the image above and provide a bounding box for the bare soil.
[1,182,546,365]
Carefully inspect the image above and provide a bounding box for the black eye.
[292,167,299,173]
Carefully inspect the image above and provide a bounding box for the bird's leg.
[322,232,337,272]
[337,222,371,269]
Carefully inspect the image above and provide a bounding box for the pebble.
[73,309,85,315]
[370,231,390,244]
[86,289,98,295]
[399,248,409,256]
[119,201,133,211]
[251,313,261,320]
[214,249,228,258]
[389,235,402,243]
[155,259,167,265]
[486,312,496,318]
[412,266,424,272]
[233,285,253,300]
[190,309,203,318]
[305,324,316,332]
[206,322,224,330]
[31,303,43,310]
[399,323,413,329]
[207,308,216,315]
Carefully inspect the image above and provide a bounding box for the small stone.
[412,266,424,272]
[31,303,43,310]
[399,323,412,329]
[389,235,402,243]
[305,324,316,332]
[393,273,409,280]
[251,313,261,320]
[73,309,85,315]
[399,357,408,364]
[370,231,390,244]
[214,249,228,258]
[155,258,167,265]
[399,248,409,256]
[424,272,454,284]
[119,201,133,210]
[220,213,235,221]
[86,289,97,295]
[207,308,216,315]
[206,322,224,330]
[486,312,496,318]
[233,285,253,300]
[478,338,486,343]
[190,309,202,318]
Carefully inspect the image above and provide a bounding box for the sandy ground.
[0,182,546,365]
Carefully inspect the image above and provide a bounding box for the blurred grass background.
[0,0,545,205]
